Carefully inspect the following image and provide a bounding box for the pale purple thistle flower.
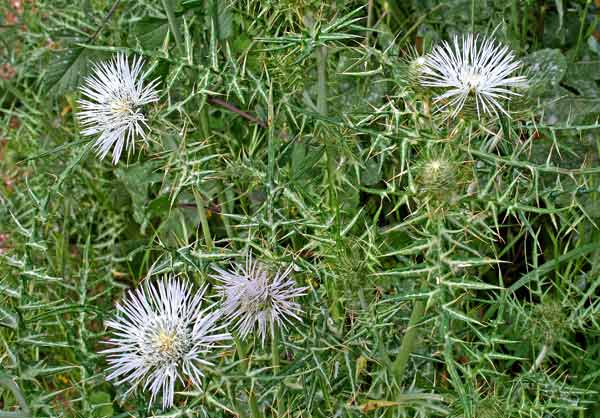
[77,53,159,164]
[101,278,230,410]
[211,254,308,343]
[419,33,528,118]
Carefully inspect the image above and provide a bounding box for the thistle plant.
[211,253,307,343]
[414,155,463,197]
[2,1,600,417]
[420,33,528,118]
[77,53,160,164]
[102,278,230,409]
[400,46,428,91]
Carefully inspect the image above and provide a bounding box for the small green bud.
[414,157,460,199]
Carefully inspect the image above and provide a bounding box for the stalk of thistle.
[77,53,160,164]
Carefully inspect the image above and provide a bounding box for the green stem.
[89,0,121,42]
[267,126,276,246]
[199,105,210,139]
[316,47,331,179]
[391,300,425,388]
[235,336,249,371]
[193,189,214,252]
[317,45,340,236]
[441,314,469,414]
[365,0,373,46]
[521,3,528,45]
[195,101,216,251]
[225,380,246,418]
[271,324,283,415]
[316,28,343,334]
[511,0,519,41]
[271,324,280,373]
[217,182,235,246]
[235,337,260,418]
[266,84,276,246]
[248,391,260,418]
[325,276,342,323]
[575,0,592,58]
[470,0,475,32]
[161,0,183,52]
[316,46,328,107]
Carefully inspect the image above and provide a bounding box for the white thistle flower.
[77,53,159,164]
[211,254,308,343]
[102,278,230,410]
[419,33,528,118]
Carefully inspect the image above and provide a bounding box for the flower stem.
[235,337,260,418]
[217,182,235,246]
[316,46,338,225]
[575,0,592,58]
[248,390,260,418]
[510,0,519,41]
[316,44,342,324]
[193,189,214,252]
[199,105,210,139]
[235,336,249,369]
[161,0,183,52]
[391,299,425,388]
[271,324,280,372]
[271,324,284,415]
[266,93,276,246]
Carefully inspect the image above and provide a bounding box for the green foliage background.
[2,0,600,417]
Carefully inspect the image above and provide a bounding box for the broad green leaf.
[208,0,233,40]
[89,392,114,418]
[115,162,161,229]
[44,46,96,95]
[522,49,567,94]
[360,159,382,186]
[129,17,170,50]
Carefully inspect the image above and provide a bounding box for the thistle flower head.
[405,48,427,72]
[419,33,528,118]
[526,299,568,345]
[77,53,159,164]
[211,254,308,343]
[398,46,428,90]
[102,278,230,410]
